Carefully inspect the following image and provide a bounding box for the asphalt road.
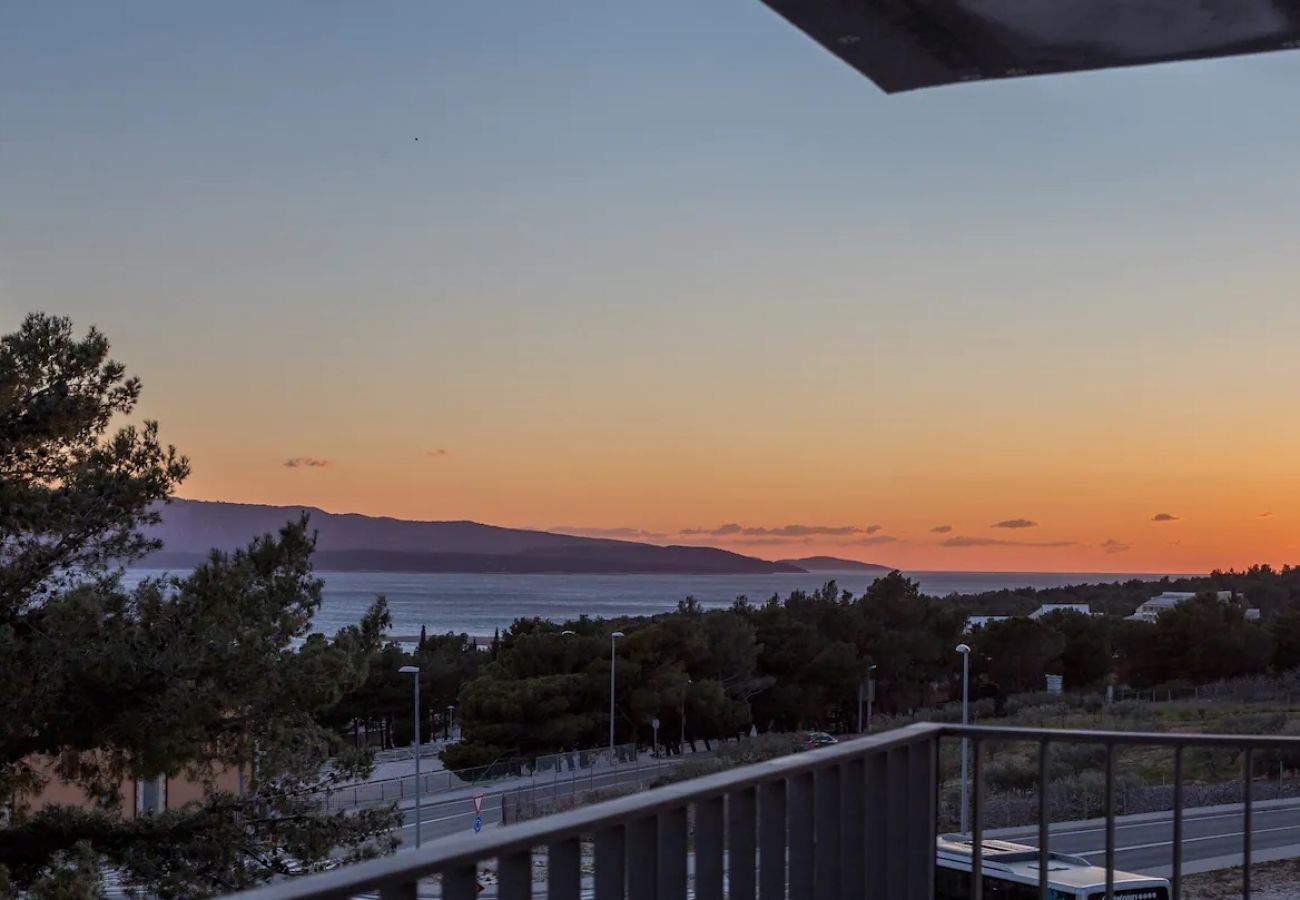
[993,798,1300,877]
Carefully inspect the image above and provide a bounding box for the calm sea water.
[120,569,1189,638]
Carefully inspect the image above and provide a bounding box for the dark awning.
[759,0,1300,92]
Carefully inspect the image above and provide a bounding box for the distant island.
[143,499,806,575]
[778,556,892,572]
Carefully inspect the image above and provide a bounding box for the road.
[395,757,681,845]
[992,797,1300,877]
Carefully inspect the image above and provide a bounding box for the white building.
[1028,603,1091,620]
[1126,591,1236,623]
[964,615,1009,632]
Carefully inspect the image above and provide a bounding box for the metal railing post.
[759,780,787,900]
[1038,740,1049,900]
[1105,743,1116,900]
[1243,748,1253,900]
[971,738,983,900]
[1173,746,1184,900]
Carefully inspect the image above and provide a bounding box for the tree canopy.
[0,314,400,897]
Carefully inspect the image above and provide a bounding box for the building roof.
[1029,603,1091,619]
[759,0,1300,93]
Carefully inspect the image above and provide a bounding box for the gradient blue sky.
[4,1,1300,571]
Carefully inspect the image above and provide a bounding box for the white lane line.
[1077,823,1300,856]
[1004,804,1300,840]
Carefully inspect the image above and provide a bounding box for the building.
[963,615,1009,632]
[1126,591,1237,623]
[1028,603,1091,620]
[15,753,246,818]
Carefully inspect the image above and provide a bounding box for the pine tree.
[0,314,402,896]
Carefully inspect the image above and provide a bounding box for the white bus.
[936,836,1170,900]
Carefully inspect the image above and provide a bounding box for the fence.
[1116,672,1300,706]
[226,722,1300,900]
[320,743,641,811]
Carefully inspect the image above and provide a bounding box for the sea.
[119,569,1191,639]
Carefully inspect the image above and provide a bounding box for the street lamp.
[398,664,422,848]
[681,678,692,751]
[863,664,878,733]
[955,644,971,834]
[445,704,454,742]
[609,632,624,757]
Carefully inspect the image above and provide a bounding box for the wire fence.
[319,743,641,811]
[1115,672,1300,706]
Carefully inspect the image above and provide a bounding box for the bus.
[936,835,1170,900]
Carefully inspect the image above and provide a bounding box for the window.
[137,776,166,815]
[936,867,1066,900]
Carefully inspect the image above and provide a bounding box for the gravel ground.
[1184,858,1300,898]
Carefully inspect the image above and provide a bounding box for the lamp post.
[445,704,454,742]
[398,664,422,847]
[865,664,877,733]
[955,644,971,834]
[681,678,692,752]
[609,632,624,757]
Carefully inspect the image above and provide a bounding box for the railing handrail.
[226,723,944,899]
[227,721,1300,899]
[943,723,1300,749]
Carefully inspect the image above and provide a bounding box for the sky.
[3,1,1300,574]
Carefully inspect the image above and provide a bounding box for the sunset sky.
[4,2,1300,573]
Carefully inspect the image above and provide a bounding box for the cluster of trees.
[965,597,1279,694]
[317,629,486,750]
[421,584,1300,771]
[434,577,968,770]
[1,315,400,897]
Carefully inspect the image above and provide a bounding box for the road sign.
[472,793,484,814]
[651,718,660,730]
[473,815,483,833]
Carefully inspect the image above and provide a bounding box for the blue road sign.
[473,815,482,833]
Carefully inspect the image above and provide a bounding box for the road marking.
[1003,803,1300,840]
[1077,823,1300,856]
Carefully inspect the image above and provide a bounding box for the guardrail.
[226,723,1300,900]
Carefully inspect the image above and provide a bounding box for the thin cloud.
[941,536,1076,548]
[284,457,330,469]
[1151,513,1181,522]
[1101,539,1131,555]
[733,536,813,547]
[856,535,900,546]
[746,524,862,537]
[680,523,743,537]
[1259,512,1275,518]
[991,518,1038,530]
[552,526,668,541]
[426,448,449,458]
[865,524,884,535]
[678,523,871,538]
[931,525,954,534]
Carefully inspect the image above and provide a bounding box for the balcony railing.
[226,722,1300,900]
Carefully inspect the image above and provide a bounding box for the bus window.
[936,867,1071,900]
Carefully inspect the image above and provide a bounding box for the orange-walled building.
[16,756,247,818]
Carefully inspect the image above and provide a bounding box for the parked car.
[803,731,838,750]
